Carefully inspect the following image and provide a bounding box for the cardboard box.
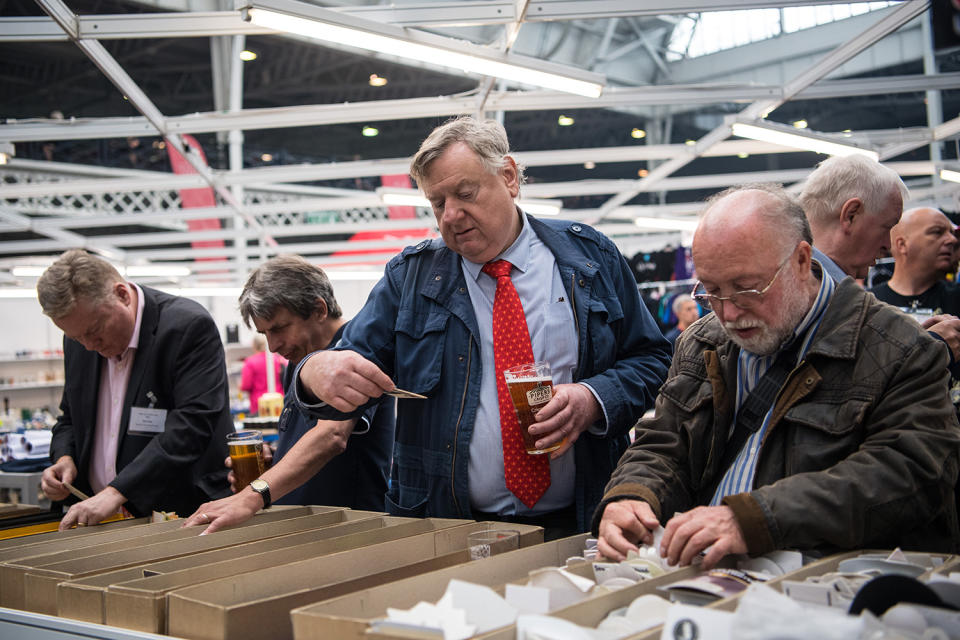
[289,533,587,640]
[19,508,352,615]
[57,511,404,624]
[59,513,400,625]
[168,521,542,640]
[0,516,149,552]
[99,516,442,633]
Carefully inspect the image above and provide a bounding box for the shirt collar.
[461,208,531,282]
[125,282,145,355]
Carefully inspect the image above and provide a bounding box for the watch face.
[251,479,267,492]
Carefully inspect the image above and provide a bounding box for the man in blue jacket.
[295,117,671,539]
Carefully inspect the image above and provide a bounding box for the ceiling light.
[516,199,563,216]
[637,169,649,177]
[380,191,428,207]
[557,115,574,127]
[11,266,45,277]
[377,188,561,215]
[325,270,385,281]
[161,287,242,297]
[261,153,273,162]
[0,153,8,165]
[684,139,696,146]
[239,50,258,61]
[737,152,749,159]
[792,119,808,129]
[242,0,605,97]
[941,169,960,184]
[731,122,879,160]
[124,265,191,277]
[631,128,646,139]
[362,126,379,137]
[0,289,37,298]
[634,217,699,231]
[584,161,595,170]
[369,74,387,87]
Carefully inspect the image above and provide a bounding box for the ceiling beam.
[592,0,930,216]
[4,70,954,143]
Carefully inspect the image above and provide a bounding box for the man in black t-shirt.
[871,207,960,406]
[871,207,960,317]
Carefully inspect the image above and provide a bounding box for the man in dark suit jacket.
[38,250,232,529]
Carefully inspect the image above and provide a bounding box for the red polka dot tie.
[481,259,551,508]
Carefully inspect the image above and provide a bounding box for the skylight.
[666,2,898,60]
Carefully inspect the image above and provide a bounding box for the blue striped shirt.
[709,262,835,505]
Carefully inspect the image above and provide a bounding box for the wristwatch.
[249,478,271,509]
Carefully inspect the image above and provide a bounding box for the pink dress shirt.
[89,283,145,494]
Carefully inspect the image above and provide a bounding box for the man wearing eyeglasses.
[594,184,960,568]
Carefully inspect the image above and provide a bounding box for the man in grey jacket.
[594,184,960,568]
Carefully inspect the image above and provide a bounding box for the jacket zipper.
[450,335,473,515]
[569,273,581,370]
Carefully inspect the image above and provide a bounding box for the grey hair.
[671,293,695,316]
[409,117,526,187]
[239,255,342,328]
[37,249,124,319]
[703,183,813,254]
[799,155,908,226]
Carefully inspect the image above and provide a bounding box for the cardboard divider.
[0,505,328,609]
[99,516,463,634]
[0,516,149,552]
[20,508,355,615]
[289,533,587,640]
[168,521,543,640]
[59,513,402,626]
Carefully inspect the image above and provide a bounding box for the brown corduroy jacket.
[593,278,960,556]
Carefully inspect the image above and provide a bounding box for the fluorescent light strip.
[731,123,879,161]
[381,192,561,216]
[634,217,699,231]
[246,8,603,98]
[13,264,190,278]
[940,169,960,184]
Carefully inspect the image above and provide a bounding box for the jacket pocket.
[384,491,428,518]
[394,309,447,395]
[784,399,870,435]
[657,373,713,414]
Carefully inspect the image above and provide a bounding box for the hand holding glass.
[504,361,564,455]
[227,430,265,491]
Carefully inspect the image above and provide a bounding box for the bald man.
[871,207,960,315]
[594,184,960,569]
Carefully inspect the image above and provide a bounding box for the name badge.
[129,407,167,434]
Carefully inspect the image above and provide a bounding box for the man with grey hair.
[595,184,959,568]
[37,249,232,529]
[664,294,700,347]
[293,116,671,539]
[183,255,394,533]
[800,154,908,282]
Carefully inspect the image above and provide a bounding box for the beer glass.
[503,361,563,455]
[468,525,520,560]
[226,429,265,491]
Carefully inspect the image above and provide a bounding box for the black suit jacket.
[50,285,232,517]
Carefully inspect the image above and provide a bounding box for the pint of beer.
[503,361,563,455]
[227,429,265,491]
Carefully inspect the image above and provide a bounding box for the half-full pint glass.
[227,429,265,491]
[503,361,563,455]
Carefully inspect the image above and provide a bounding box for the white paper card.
[128,407,166,434]
[505,584,552,615]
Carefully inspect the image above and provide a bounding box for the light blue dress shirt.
[462,213,592,515]
[710,262,835,504]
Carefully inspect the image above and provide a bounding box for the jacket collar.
[688,277,866,362]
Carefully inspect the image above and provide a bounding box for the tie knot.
[482,259,513,279]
